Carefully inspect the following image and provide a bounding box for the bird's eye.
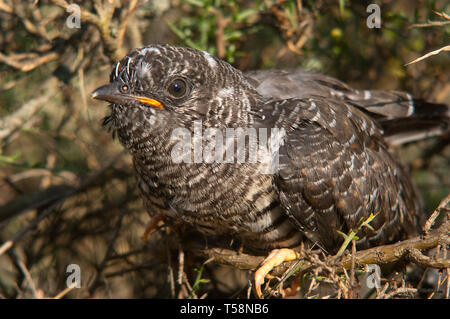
[120,84,129,92]
[168,79,188,98]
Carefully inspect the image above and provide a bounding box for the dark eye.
[120,84,129,92]
[168,79,188,98]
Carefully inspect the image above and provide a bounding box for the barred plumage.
[92,44,449,255]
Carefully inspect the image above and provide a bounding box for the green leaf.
[235,8,258,22]
[339,0,346,16]
[191,264,210,294]
[0,152,21,165]
[166,21,186,40]
[184,0,204,7]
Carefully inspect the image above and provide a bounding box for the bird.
[91,44,450,298]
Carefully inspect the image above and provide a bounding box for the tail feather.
[366,99,450,145]
[245,68,450,145]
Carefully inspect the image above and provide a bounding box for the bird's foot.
[142,213,166,241]
[254,248,300,298]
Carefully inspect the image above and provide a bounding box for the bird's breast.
[134,157,302,251]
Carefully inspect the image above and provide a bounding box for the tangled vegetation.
[0,0,448,299]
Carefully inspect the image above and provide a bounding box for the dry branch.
[0,0,12,13]
[0,77,59,142]
[0,153,129,256]
[186,195,450,278]
[411,20,450,28]
[0,51,59,72]
[48,0,124,63]
[405,45,450,66]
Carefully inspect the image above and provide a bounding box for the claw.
[142,213,166,241]
[254,248,300,298]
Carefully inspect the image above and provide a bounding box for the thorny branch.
[0,0,448,299]
[48,0,138,63]
[187,195,449,283]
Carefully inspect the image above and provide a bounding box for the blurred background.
[0,0,448,299]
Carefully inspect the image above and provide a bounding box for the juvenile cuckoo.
[92,44,450,297]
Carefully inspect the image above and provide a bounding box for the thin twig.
[405,45,450,66]
[423,193,450,234]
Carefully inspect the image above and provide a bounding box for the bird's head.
[92,44,261,154]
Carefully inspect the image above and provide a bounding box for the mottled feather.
[92,45,449,254]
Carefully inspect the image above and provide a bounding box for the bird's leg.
[142,213,166,241]
[254,248,300,298]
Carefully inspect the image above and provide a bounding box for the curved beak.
[91,83,163,109]
[91,83,129,105]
